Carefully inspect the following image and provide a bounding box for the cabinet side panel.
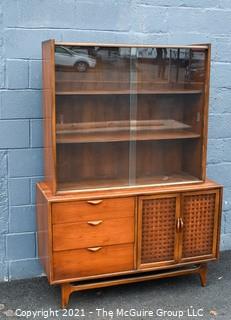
[36,184,52,282]
[42,40,56,193]
[210,187,223,258]
[201,45,211,180]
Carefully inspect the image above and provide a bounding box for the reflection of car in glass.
[55,46,96,72]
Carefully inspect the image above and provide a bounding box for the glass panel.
[55,45,131,93]
[133,47,206,185]
[54,45,207,191]
[55,45,131,190]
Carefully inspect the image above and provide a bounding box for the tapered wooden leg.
[61,283,72,308]
[199,263,208,287]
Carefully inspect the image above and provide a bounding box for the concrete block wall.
[0,0,231,281]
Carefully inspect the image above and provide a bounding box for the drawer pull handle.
[87,200,103,205]
[87,220,103,226]
[87,247,102,252]
[180,218,184,230]
[176,218,181,232]
[176,218,184,232]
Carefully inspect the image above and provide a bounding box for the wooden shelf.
[55,78,203,95]
[57,172,200,191]
[55,78,204,85]
[56,119,200,143]
[56,89,202,96]
[56,130,200,144]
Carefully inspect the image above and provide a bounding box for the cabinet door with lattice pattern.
[180,189,221,262]
[138,194,180,268]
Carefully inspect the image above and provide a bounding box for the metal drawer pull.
[87,247,102,252]
[176,218,181,232]
[180,218,184,230]
[87,220,103,226]
[87,200,103,205]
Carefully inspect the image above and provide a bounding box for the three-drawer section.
[52,197,135,280]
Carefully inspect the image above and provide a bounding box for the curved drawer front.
[53,243,134,280]
[52,197,134,224]
[53,216,134,251]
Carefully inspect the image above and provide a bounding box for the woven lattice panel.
[182,193,216,258]
[141,197,176,264]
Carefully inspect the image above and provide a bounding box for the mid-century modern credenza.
[36,40,223,308]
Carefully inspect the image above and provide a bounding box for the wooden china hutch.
[36,40,223,308]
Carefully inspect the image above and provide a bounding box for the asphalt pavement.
[0,251,230,320]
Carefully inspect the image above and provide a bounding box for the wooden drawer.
[52,197,134,224]
[53,216,134,251]
[53,243,134,280]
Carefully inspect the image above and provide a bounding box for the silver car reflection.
[55,46,96,72]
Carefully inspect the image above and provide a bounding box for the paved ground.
[0,251,230,320]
